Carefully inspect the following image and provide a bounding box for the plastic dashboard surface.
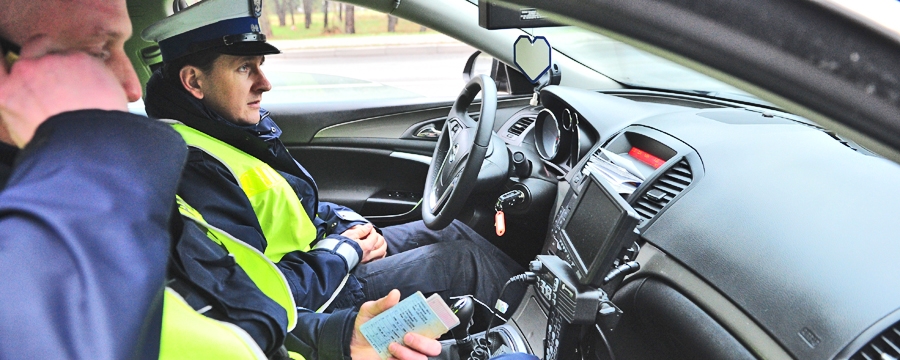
[526,87,900,359]
[637,112,900,359]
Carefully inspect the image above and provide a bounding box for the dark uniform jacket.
[0,110,187,360]
[145,70,362,358]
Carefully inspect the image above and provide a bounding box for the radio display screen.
[562,175,640,285]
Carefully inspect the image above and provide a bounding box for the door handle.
[414,123,442,138]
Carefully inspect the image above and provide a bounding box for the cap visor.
[214,41,281,56]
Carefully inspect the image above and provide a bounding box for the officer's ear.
[179,66,205,100]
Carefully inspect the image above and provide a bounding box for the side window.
[260,1,478,104]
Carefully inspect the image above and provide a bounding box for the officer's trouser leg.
[351,220,526,328]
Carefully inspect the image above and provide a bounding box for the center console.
[547,172,641,290]
[484,174,643,360]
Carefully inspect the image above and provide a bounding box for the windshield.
[466,0,754,98]
[525,26,755,99]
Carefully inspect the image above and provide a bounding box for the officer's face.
[0,0,143,102]
[198,55,272,126]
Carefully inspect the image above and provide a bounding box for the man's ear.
[179,66,205,100]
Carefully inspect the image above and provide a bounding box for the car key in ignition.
[494,190,525,236]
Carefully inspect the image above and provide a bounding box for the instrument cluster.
[534,106,594,171]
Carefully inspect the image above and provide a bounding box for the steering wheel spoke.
[430,166,462,214]
[459,113,479,129]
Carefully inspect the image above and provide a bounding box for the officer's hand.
[343,224,387,263]
[358,226,387,263]
[350,289,442,360]
[0,36,127,148]
[341,223,372,241]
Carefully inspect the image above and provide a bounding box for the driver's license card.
[359,291,460,359]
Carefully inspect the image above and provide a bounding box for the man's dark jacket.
[0,110,186,359]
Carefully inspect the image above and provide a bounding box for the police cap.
[141,0,280,62]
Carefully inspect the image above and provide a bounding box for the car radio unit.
[525,174,640,360]
[550,173,641,288]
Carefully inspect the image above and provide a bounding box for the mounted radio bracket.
[533,255,623,360]
[533,255,618,325]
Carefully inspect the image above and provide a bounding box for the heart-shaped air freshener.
[514,35,552,84]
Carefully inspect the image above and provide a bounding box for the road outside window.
[261,2,476,104]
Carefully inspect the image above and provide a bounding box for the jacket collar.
[144,70,303,178]
[248,110,282,143]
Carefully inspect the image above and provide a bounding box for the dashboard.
[490,86,900,360]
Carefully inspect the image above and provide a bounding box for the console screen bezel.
[560,174,640,286]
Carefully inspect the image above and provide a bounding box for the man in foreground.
[0,1,186,358]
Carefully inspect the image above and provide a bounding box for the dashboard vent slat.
[851,321,900,360]
[884,335,900,353]
[666,172,692,185]
[636,200,663,212]
[634,206,656,218]
[507,116,535,136]
[670,162,692,174]
[635,158,693,221]
[657,180,688,193]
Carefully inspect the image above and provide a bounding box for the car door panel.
[275,100,448,226]
[274,97,531,226]
[268,99,455,144]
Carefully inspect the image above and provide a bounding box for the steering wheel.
[422,75,498,230]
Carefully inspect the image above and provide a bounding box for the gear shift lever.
[450,296,476,359]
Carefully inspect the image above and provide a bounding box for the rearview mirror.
[478,2,560,30]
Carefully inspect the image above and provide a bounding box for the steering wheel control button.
[449,143,458,164]
[448,120,461,139]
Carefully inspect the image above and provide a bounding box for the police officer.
[0,0,187,358]
[142,0,524,334]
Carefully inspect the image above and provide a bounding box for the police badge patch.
[250,0,262,17]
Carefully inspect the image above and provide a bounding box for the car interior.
[125,0,900,359]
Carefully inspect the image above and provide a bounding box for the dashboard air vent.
[634,159,692,221]
[507,116,535,136]
[850,322,900,360]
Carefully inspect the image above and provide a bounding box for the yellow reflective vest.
[174,196,297,330]
[169,121,352,313]
[160,288,269,359]
[159,198,306,359]
[171,122,318,263]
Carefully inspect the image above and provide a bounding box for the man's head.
[170,52,272,125]
[142,0,281,126]
[0,0,142,102]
